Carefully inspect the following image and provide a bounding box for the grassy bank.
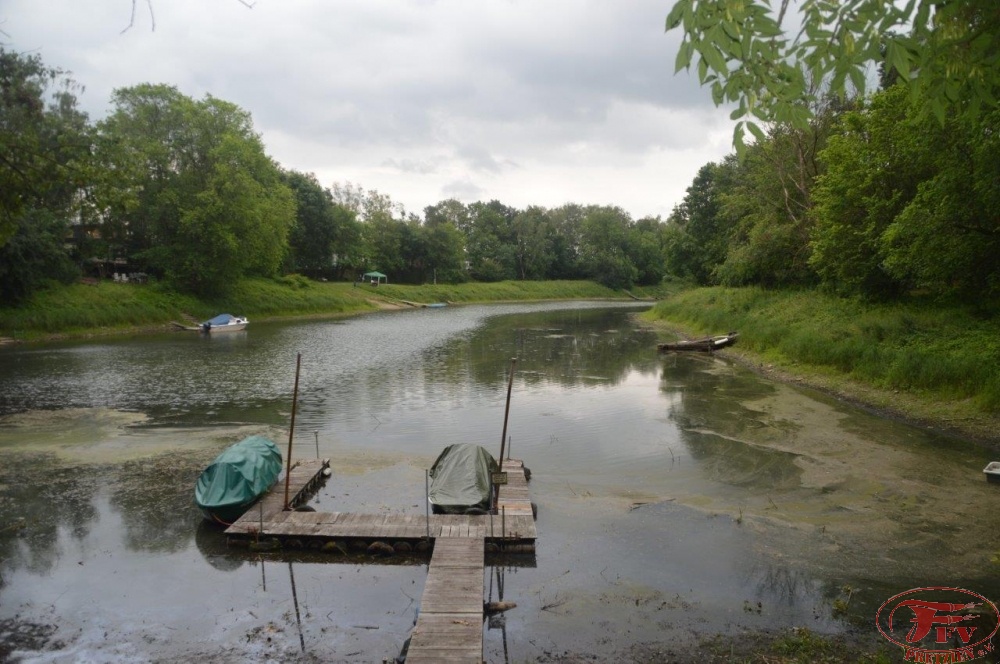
[0,277,644,341]
[644,286,1000,445]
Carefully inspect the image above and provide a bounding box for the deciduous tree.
[668,0,1000,150]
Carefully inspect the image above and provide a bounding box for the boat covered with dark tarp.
[428,443,499,514]
[195,435,283,524]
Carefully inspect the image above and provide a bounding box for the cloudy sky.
[4,0,735,220]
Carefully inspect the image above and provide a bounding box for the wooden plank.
[407,538,484,663]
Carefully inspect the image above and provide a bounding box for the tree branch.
[122,0,252,33]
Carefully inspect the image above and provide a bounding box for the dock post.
[314,430,319,458]
[425,469,430,539]
[498,358,517,465]
[284,353,302,511]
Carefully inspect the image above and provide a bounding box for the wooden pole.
[283,352,302,511]
[498,358,517,464]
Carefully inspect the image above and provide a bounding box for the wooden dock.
[226,458,536,548]
[227,458,330,530]
[223,456,535,663]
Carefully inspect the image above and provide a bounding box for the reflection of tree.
[448,307,660,389]
[109,450,210,553]
[661,354,801,489]
[0,453,100,576]
[741,561,813,608]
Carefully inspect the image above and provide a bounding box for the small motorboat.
[658,332,739,353]
[194,435,283,524]
[201,313,248,333]
[984,462,1000,484]
[428,443,499,514]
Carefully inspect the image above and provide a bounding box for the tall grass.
[645,287,1000,413]
[0,282,205,335]
[371,279,625,303]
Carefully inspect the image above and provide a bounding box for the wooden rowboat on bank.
[657,332,739,353]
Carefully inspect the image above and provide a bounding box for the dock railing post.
[498,358,517,465]
[501,505,506,549]
[425,469,430,539]
[313,430,319,458]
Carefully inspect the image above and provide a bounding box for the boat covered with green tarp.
[195,435,283,524]
[428,443,499,514]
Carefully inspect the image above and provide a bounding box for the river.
[1,302,997,662]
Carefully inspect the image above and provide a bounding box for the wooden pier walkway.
[405,537,485,663]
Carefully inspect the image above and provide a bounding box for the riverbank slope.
[643,286,1000,447]
[0,277,663,342]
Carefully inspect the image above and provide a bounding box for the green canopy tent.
[363,271,387,285]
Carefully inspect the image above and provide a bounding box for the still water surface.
[1,302,997,661]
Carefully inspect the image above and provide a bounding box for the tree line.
[0,48,673,304]
[665,80,1000,301]
[664,0,1000,302]
[3,34,998,308]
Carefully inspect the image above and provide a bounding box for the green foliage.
[579,206,639,289]
[667,0,1000,150]
[663,162,736,284]
[810,86,927,298]
[880,108,1000,298]
[0,210,80,304]
[0,49,92,303]
[466,200,519,282]
[283,170,360,278]
[94,85,295,296]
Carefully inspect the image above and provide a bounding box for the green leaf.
[711,81,725,105]
[746,121,766,144]
[848,66,866,95]
[733,121,747,156]
[675,41,694,72]
[665,0,688,30]
[703,44,729,74]
[721,20,740,42]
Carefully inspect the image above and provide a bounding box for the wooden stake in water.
[498,358,517,464]
[283,353,302,511]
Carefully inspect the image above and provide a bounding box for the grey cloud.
[440,179,486,202]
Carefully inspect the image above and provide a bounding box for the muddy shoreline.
[642,318,1000,451]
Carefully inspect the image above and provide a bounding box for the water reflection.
[195,521,244,572]
[3,302,1000,661]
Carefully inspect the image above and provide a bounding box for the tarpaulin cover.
[195,435,283,522]
[428,443,499,514]
[203,313,239,326]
